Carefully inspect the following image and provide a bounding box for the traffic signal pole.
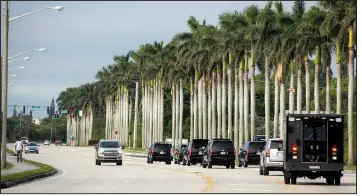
[1,0,9,169]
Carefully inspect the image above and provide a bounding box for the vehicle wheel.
[174,159,178,164]
[207,161,212,169]
[259,165,263,175]
[166,161,171,165]
[202,160,207,168]
[226,164,230,169]
[116,161,122,166]
[326,177,334,185]
[334,176,341,185]
[284,176,290,184]
[291,177,297,185]
[150,159,153,164]
[147,157,150,163]
[263,166,269,176]
[192,162,197,165]
[230,163,235,169]
[95,160,101,165]
[36,151,39,154]
[178,157,181,164]
[244,161,248,168]
[182,158,186,166]
[187,161,191,166]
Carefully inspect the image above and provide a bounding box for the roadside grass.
[1,148,55,183]
[0,161,14,170]
[344,165,356,170]
[123,148,147,154]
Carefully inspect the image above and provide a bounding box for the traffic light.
[23,106,25,114]
[47,107,50,114]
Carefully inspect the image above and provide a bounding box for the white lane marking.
[26,168,69,185]
[220,188,275,192]
[227,184,272,186]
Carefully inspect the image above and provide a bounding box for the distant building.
[32,118,41,125]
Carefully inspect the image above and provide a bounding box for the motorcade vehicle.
[173,144,187,164]
[183,139,209,166]
[20,137,28,146]
[95,140,124,166]
[55,140,62,146]
[238,141,266,167]
[25,142,39,154]
[283,114,344,185]
[202,139,236,169]
[44,140,50,146]
[259,138,284,175]
[147,142,172,164]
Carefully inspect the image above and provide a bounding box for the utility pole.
[50,116,53,144]
[1,0,10,169]
[133,81,139,149]
[19,112,22,138]
[1,57,3,144]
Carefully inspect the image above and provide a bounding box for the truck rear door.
[269,140,283,162]
[302,119,328,163]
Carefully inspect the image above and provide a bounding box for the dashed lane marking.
[220,188,275,192]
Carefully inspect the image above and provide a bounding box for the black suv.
[238,141,266,167]
[147,142,172,164]
[202,139,236,169]
[183,139,209,166]
[174,144,187,164]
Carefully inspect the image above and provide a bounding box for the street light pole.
[1,0,10,169]
[9,6,64,21]
[9,48,46,59]
[133,82,139,149]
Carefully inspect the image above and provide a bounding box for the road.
[2,144,356,193]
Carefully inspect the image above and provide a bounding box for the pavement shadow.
[295,182,356,187]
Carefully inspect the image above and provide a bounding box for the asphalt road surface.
[3,144,356,193]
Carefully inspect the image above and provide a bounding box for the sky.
[1,1,328,118]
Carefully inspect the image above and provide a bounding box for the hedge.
[88,139,100,146]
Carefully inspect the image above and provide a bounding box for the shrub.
[88,139,100,146]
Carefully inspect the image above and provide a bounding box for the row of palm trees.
[56,1,356,165]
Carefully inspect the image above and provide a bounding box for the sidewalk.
[1,153,39,177]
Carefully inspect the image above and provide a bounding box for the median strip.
[0,148,57,189]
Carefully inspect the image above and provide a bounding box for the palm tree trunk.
[314,46,321,114]
[190,80,194,140]
[336,42,342,114]
[273,74,279,138]
[325,65,331,114]
[297,64,303,114]
[289,61,295,115]
[227,67,232,140]
[175,82,180,146]
[265,57,271,140]
[207,76,212,140]
[193,77,198,139]
[347,26,355,166]
[279,63,286,139]
[305,56,311,113]
[222,65,227,139]
[202,76,207,139]
[250,64,255,141]
[239,66,244,147]
[160,83,164,142]
[243,55,249,142]
[234,67,239,153]
[179,79,184,145]
[217,68,222,139]
[211,72,217,139]
[141,83,145,148]
[172,82,176,146]
[148,85,153,146]
[198,77,203,139]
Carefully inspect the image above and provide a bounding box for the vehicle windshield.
[193,142,208,149]
[181,145,187,150]
[248,142,266,153]
[99,141,120,148]
[212,141,234,150]
[27,143,37,146]
[270,141,283,149]
[154,144,172,151]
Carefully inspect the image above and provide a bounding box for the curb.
[0,169,58,189]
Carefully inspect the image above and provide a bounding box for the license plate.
[220,152,226,155]
[277,152,283,157]
[199,151,202,155]
[160,151,165,154]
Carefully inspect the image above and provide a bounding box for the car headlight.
[98,149,104,155]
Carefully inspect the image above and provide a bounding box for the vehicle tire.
[166,161,171,165]
[116,161,122,166]
[230,163,235,169]
[291,177,297,185]
[150,159,153,164]
[263,166,269,176]
[182,158,186,166]
[174,159,178,164]
[207,161,212,169]
[326,177,334,185]
[202,160,207,168]
[187,160,191,166]
[244,161,248,168]
[36,151,39,154]
[95,160,101,165]
[178,157,181,164]
[284,176,290,184]
[226,164,230,169]
[334,176,341,185]
[147,157,150,163]
[259,165,263,175]
[192,162,197,165]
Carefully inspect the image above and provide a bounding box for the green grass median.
[1,148,55,183]
[123,148,147,154]
[0,161,14,170]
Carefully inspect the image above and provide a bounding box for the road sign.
[32,106,41,109]
[61,110,68,114]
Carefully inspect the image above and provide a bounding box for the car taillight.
[332,145,337,160]
[210,149,212,157]
[292,144,297,159]
[152,149,155,155]
[266,149,270,157]
[234,148,236,156]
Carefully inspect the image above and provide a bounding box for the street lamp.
[8,57,30,63]
[9,6,65,21]
[9,84,14,87]
[8,66,25,71]
[10,75,17,78]
[9,48,46,59]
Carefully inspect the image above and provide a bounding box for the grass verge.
[123,148,147,154]
[344,165,356,170]
[1,148,55,183]
[0,161,14,170]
